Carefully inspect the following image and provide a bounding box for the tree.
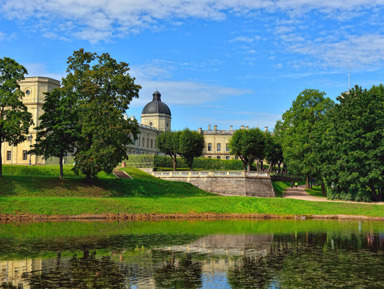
[157,131,180,171]
[279,89,334,188]
[178,129,204,170]
[228,128,265,171]
[30,89,79,179]
[321,85,384,201]
[61,49,141,180]
[0,57,33,177]
[264,133,283,173]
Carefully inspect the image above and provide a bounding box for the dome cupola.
[142,91,171,116]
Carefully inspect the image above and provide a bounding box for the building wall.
[141,113,171,132]
[1,77,60,165]
[127,123,160,155]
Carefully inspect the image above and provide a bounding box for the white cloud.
[131,79,252,107]
[2,0,384,42]
[287,34,384,68]
[230,35,261,43]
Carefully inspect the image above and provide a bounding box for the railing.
[152,171,269,178]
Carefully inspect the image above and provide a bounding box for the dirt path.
[284,185,384,205]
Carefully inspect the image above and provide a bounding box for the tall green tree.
[228,128,265,171]
[321,85,384,201]
[30,89,79,179]
[62,49,141,180]
[157,131,180,171]
[264,132,283,173]
[0,57,33,177]
[280,89,334,188]
[178,129,204,170]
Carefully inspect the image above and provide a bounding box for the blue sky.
[1,0,384,131]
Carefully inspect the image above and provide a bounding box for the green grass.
[0,165,212,198]
[0,165,384,218]
[306,185,326,197]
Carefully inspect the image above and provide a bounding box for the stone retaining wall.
[151,171,275,197]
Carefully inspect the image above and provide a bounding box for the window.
[226,156,230,160]
[208,156,211,158]
[226,143,229,151]
[217,156,221,159]
[151,139,153,149]
[142,137,145,147]
[217,143,221,151]
[235,156,239,160]
[147,138,149,148]
[23,150,28,161]
[208,143,212,151]
[6,151,11,161]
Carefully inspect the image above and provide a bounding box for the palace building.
[0,77,172,165]
[1,76,263,165]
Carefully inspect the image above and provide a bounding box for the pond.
[0,219,384,288]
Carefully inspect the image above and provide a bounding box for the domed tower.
[141,91,171,132]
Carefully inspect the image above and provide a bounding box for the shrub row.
[126,154,271,171]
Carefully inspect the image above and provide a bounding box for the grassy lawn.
[0,165,383,218]
[306,185,326,198]
[272,180,305,197]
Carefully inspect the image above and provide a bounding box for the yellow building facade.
[1,77,60,165]
[0,77,171,165]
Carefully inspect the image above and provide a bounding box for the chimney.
[198,128,202,133]
[230,125,233,131]
[246,126,249,130]
[208,124,211,131]
[241,125,245,130]
[214,125,217,131]
[264,126,268,132]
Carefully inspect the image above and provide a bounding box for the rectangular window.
[208,143,212,151]
[235,156,239,160]
[151,139,153,149]
[217,156,221,159]
[208,156,212,159]
[23,150,28,161]
[226,143,229,151]
[217,143,221,151]
[6,151,11,161]
[142,137,145,147]
[147,138,149,148]
[226,156,230,160]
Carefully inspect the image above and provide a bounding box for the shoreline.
[1,213,384,222]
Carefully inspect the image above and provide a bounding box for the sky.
[1,0,384,131]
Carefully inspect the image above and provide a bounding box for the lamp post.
[28,134,33,166]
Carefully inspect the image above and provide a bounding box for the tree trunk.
[59,155,64,179]
[321,181,326,196]
[247,162,251,171]
[305,176,309,189]
[278,163,281,174]
[171,155,177,171]
[260,161,263,171]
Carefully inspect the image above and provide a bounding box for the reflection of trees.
[0,283,17,289]
[26,250,125,289]
[228,257,272,289]
[153,252,202,289]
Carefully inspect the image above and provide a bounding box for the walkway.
[283,185,384,205]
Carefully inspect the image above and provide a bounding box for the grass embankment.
[306,185,326,198]
[1,165,384,218]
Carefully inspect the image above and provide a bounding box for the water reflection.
[0,220,384,288]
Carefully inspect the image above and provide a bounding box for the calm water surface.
[0,219,384,288]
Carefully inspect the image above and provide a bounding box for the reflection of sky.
[202,272,232,289]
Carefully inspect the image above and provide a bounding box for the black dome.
[142,91,171,116]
